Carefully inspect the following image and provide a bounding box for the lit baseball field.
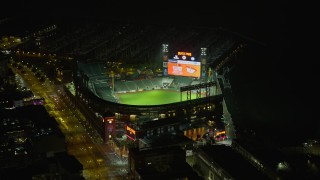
[116,90,198,105]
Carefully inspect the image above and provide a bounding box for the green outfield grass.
[116,89,198,105]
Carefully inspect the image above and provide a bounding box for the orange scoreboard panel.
[168,60,201,78]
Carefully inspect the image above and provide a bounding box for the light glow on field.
[116,90,198,105]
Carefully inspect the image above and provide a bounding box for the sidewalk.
[97,140,129,160]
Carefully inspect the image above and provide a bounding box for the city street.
[10,62,128,180]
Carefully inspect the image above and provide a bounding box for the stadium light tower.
[111,71,115,92]
[201,47,207,56]
[162,44,168,53]
[200,47,207,81]
[106,68,115,93]
[162,44,169,76]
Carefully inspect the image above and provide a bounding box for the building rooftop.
[201,145,269,180]
[130,145,202,180]
[141,117,180,129]
[234,138,287,171]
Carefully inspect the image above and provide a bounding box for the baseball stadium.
[58,22,245,141]
[77,60,216,106]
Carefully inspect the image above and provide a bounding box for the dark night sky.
[2,1,289,46]
[3,0,291,52]
[2,1,291,62]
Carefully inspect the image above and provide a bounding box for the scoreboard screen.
[167,59,201,78]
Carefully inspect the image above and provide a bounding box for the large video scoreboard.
[163,51,201,78]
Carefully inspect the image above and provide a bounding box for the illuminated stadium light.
[201,47,207,56]
[162,44,168,53]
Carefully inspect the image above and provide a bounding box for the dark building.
[126,117,181,143]
[0,53,9,77]
[193,144,270,180]
[232,138,320,179]
[2,152,84,180]
[0,105,84,179]
[0,52,15,88]
[129,145,202,180]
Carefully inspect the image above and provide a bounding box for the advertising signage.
[168,59,201,78]
[163,51,201,78]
